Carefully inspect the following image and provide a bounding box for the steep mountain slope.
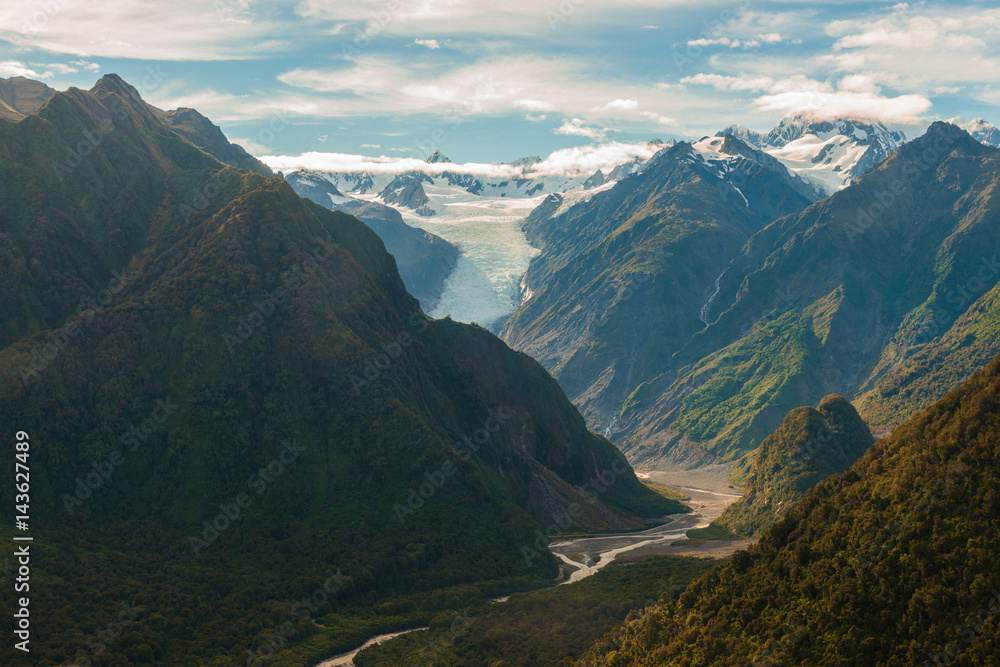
[0,96,20,121]
[152,106,275,176]
[500,137,819,467]
[0,75,676,665]
[378,174,435,215]
[285,170,458,310]
[0,75,56,119]
[707,395,873,538]
[579,353,1000,666]
[632,122,1000,471]
[856,279,1000,429]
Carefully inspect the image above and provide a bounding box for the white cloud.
[294,0,704,37]
[274,56,690,128]
[262,152,522,178]
[0,0,286,60]
[681,73,777,92]
[531,142,662,177]
[555,118,608,140]
[414,38,440,49]
[688,37,731,48]
[824,7,1000,93]
[0,60,44,78]
[260,141,662,178]
[640,25,661,30]
[515,99,555,112]
[602,98,639,111]
[639,110,676,126]
[683,72,931,124]
[360,143,380,148]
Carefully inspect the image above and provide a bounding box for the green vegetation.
[579,354,1000,665]
[500,140,818,464]
[704,394,873,538]
[356,556,717,667]
[858,281,1000,429]
[661,123,1000,464]
[641,481,690,502]
[0,75,675,665]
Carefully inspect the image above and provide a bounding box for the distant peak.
[508,155,542,168]
[425,149,452,164]
[924,120,969,140]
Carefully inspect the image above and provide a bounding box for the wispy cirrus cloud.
[0,0,287,60]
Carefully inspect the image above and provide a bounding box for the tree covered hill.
[579,353,1000,666]
[0,75,678,665]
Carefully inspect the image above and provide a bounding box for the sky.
[1,0,998,172]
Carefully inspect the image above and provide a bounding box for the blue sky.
[1,0,998,170]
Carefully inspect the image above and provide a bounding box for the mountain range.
[0,74,675,665]
[284,170,459,310]
[500,121,1000,486]
[4,69,1000,666]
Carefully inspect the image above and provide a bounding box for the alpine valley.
[1,65,1000,667]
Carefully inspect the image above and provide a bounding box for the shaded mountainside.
[500,138,819,468]
[856,280,1000,430]
[0,75,677,666]
[579,353,1000,666]
[615,123,1000,474]
[284,170,459,311]
[705,395,873,538]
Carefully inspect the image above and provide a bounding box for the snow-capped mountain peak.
[945,117,1000,148]
[715,115,908,196]
[425,149,452,164]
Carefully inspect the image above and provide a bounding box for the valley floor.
[551,463,753,581]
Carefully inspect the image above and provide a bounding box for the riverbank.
[550,465,752,581]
